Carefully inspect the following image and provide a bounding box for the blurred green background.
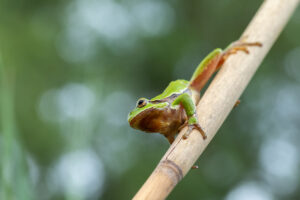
[0,0,300,199]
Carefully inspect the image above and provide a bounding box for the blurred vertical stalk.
[0,56,33,200]
[0,55,15,199]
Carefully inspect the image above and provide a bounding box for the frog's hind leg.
[189,40,262,93]
[189,48,223,92]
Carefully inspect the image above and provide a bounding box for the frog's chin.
[129,107,156,130]
[129,106,186,136]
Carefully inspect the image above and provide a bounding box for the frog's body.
[129,80,189,143]
[128,40,262,144]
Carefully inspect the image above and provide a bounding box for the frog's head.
[127,97,168,130]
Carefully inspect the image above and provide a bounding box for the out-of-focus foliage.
[0,0,300,199]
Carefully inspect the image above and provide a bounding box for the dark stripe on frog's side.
[151,80,190,101]
[149,88,190,104]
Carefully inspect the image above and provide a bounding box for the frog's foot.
[219,40,262,67]
[224,40,262,57]
[192,165,199,169]
[183,123,207,140]
[234,99,241,108]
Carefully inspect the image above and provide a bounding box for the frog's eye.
[136,98,147,108]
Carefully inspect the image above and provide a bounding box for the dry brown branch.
[133,0,300,199]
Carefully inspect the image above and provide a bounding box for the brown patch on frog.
[130,105,187,144]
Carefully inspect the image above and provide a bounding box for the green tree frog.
[128,40,261,144]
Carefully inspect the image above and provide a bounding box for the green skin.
[128,41,261,144]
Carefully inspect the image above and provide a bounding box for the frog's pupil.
[138,100,144,105]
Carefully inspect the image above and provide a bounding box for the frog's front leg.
[172,93,207,140]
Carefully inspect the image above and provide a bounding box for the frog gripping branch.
[128,40,261,144]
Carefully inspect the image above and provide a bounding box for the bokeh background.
[0,0,300,199]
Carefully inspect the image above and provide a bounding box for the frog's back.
[151,80,189,101]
